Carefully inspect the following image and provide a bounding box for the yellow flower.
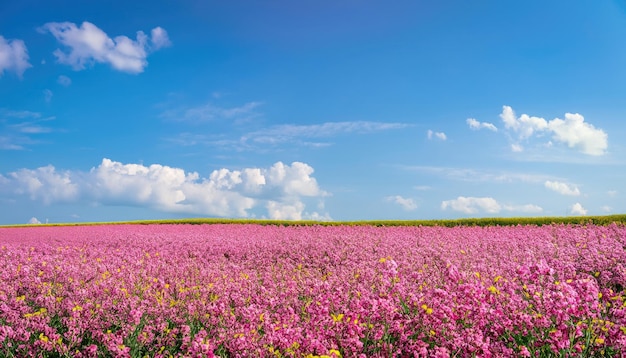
[329,349,342,357]
[421,304,433,315]
[595,337,605,345]
[331,313,344,322]
[39,333,49,343]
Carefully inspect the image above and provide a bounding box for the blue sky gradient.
[1,1,625,224]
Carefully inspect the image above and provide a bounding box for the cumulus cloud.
[441,196,542,215]
[467,118,497,131]
[548,113,608,156]
[2,158,330,220]
[7,165,79,204]
[27,217,41,224]
[39,21,171,73]
[500,106,608,156]
[266,200,304,220]
[500,106,548,139]
[150,27,171,49]
[570,202,587,216]
[0,35,31,78]
[427,130,447,140]
[386,195,417,211]
[544,180,580,196]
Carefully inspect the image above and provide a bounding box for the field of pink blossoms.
[1,223,626,357]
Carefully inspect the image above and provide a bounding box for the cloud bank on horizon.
[1,158,330,221]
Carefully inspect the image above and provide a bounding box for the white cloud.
[441,196,542,215]
[570,202,587,216]
[7,165,79,204]
[548,113,608,156]
[500,106,548,139]
[386,195,417,211]
[265,161,327,197]
[39,21,170,73]
[544,180,580,196]
[511,144,523,152]
[27,217,41,224]
[427,130,446,140]
[608,190,618,197]
[500,106,608,156]
[601,205,612,213]
[442,196,501,214]
[0,35,31,78]
[2,158,329,220]
[57,75,71,86]
[266,200,305,220]
[467,118,497,131]
[150,27,171,49]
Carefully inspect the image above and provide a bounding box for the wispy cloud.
[0,35,31,78]
[43,89,53,102]
[162,101,263,124]
[167,120,410,151]
[244,121,410,145]
[0,109,55,150]
[402,165,554,184]
[39,21,171,73]
[57,75,71,86]
[441,196,542,215]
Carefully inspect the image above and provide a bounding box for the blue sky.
[1,1,625,224]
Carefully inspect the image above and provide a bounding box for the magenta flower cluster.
[1,223,625,357]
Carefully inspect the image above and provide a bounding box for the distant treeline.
[6,214,626,228]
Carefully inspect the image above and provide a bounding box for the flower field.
[1,223,626,357]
